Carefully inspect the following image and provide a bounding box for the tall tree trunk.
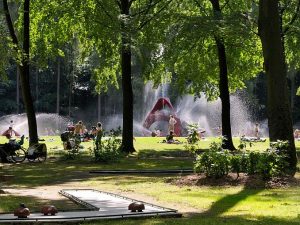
[210,0,235,150]
[97,94,101,122]
[56,58,60,115]
[3,0,38,145]
[35,67,38,111]
[56,58,60,130]
[22,0,38,145]
[120,0,135,153]
[16,67,20,114]
[215,38,235,150]
[68,66,73,118]
[258,0,297,172]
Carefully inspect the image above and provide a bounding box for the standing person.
[9,120,14,129]
[95,122,103,150]
[168,115,177,133]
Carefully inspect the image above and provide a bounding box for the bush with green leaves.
[247,151,261,175]
[256,141,289,179]
[230,152,249,177]
[186,123,200,144]
[194,142,230,178]
[92,127,123,163]
[184,123,200,152]
[194,140,289,179]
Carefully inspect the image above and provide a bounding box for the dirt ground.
[169,172,300,189]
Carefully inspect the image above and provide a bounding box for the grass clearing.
[0,136,299,225]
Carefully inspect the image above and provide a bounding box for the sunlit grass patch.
[0,136,299,225]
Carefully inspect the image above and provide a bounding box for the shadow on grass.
[98,215,300,225]
[1,156,192,188]
[0,194,85,213]
[136,149,193,158]
[200,177,264,217]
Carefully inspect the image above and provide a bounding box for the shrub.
[230,153,247,177]
[92,127,123,163]
[186,123,200,144]
[256,149,288,179]
[194,140,289,179]
[194,142,230,178]
[184,123,200,153]
[247,151,260,175]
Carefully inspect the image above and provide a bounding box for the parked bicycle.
[0,135,26,163]
[26,143,47,162]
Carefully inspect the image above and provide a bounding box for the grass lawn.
[0,136,299,225]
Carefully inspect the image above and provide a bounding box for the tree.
[30,0,174,153]
[2,0,38,145]
[279,0,300,113]
[258,0,297,172]
[209,0,234,150]
[119,0,134,153]
[147,0,262,149]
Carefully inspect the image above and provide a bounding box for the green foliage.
[256,149,288,179]
[247,151,261,175]
[194,140,290,179]
[30,0,172,94]
[194,142,231,178]
[230,152,249,177]
[0,18,10,79]
[184,123,200,152]
[145,0,263,99]
[92,127,123,163]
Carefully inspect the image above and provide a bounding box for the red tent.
[143,98,182,136]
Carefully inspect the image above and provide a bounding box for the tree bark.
[210,0,235,150]
[56,58,60,115]
[97,94,101,122]
[120,0,135,153]
[3,0,38,145]
[258,0,297,172]
[16,68,20,114]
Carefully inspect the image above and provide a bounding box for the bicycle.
[26,143,47,162]
[0,136,26,163]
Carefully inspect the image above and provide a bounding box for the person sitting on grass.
[166,131,175,143]
[162,131,182,144]
[151,131,157,137]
